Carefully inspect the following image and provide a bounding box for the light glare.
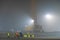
[45,14,52,19]
[31,20,34,23]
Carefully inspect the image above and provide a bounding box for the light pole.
[31,0,40,33]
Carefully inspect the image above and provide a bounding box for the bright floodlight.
[31,19,34,23]
[29,19,34,25]
[45,14,52,19]
[30,20,34,23]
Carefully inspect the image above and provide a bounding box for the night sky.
[37,0,60,32]
[0,0,60,32]
[0,0,31,32]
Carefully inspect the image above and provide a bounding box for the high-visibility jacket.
[24,34,27,37]
[31,34,34,38]
[27,33,31,38]
[28,34,31,38]
[8,33,10,36]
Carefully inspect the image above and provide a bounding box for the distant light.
[31,19,34,23]
[25,19,34,27]
[45,14,52,19]
[28,19,34,25]
[24,19,34,31]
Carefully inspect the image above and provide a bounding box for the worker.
[15,32,19,38]
[19,32,23,38]
[7,32,10,38]
[24,34,27,38]
[31,34,34,38]
[27,32,30,38]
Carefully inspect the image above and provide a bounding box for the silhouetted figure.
[19,32,23,37]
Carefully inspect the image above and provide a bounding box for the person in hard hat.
[7,33,10,38]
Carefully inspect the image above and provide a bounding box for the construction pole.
[31,0,37,33]
[31,0,36,19]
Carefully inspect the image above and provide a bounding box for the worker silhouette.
[7,32,10,38]
[19,32,23,38]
